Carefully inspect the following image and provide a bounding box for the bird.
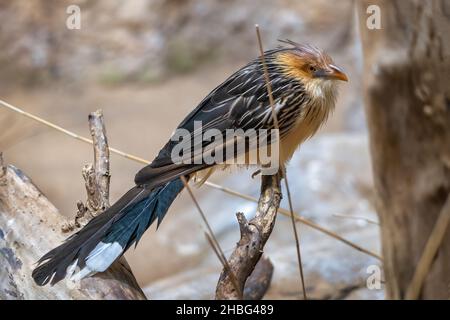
[32,40,348,286]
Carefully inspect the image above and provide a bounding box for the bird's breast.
[280,97,333,164]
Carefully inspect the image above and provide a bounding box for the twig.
[0,114,145,299]
[205,232,243,299]
[216,173,281,299]
[0,152,5,177]
[180,175,243,299]
[81,110,144,297]
[0,99,148,164]
[63,110,144,296]
[256,25,307,299]
[0,98,381,260]
[203,181,382,261]
[88,110,111,210]
[332,214,379,226]
[405,193,450,299]
[282,170,307,298]
[243,257,274,300]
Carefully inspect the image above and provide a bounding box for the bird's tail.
[32,177,184,286]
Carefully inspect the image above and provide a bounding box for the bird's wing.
[135,53,306,187]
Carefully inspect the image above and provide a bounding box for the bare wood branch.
[62,110,112,232]
[215,173,281,300]
[0,160,145,299]
[204,181,382,261]
[0,111,146,299]
[88,110,111,211]
[80,109,145,298]
[0,152,5,176]
[255,25,306,299]
[243,256,274,300]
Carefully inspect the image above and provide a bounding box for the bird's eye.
[309,66,316,72]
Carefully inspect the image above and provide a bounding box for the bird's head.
[275,40,348,101]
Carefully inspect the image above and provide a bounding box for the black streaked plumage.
[135,49,309,184]
[32,41,347,286]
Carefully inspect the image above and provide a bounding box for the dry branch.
[255,25,306,298]
[243,256,274,300]
[88,111,111,211]
[215,173,281,300]
[204,181,382,261]
[0,110,146,299]
[62,110,112,232]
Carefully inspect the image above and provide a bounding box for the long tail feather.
[32,178,184,286]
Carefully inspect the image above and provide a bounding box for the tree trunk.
[357,0,450,299]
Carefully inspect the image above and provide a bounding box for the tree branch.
[89,111,111,211]
[62,110,112,232]
[215,172,281,300]
[0,110,146,299]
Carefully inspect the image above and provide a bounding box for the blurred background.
[0,0,383,299]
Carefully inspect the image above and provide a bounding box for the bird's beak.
[326,64,348,82]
